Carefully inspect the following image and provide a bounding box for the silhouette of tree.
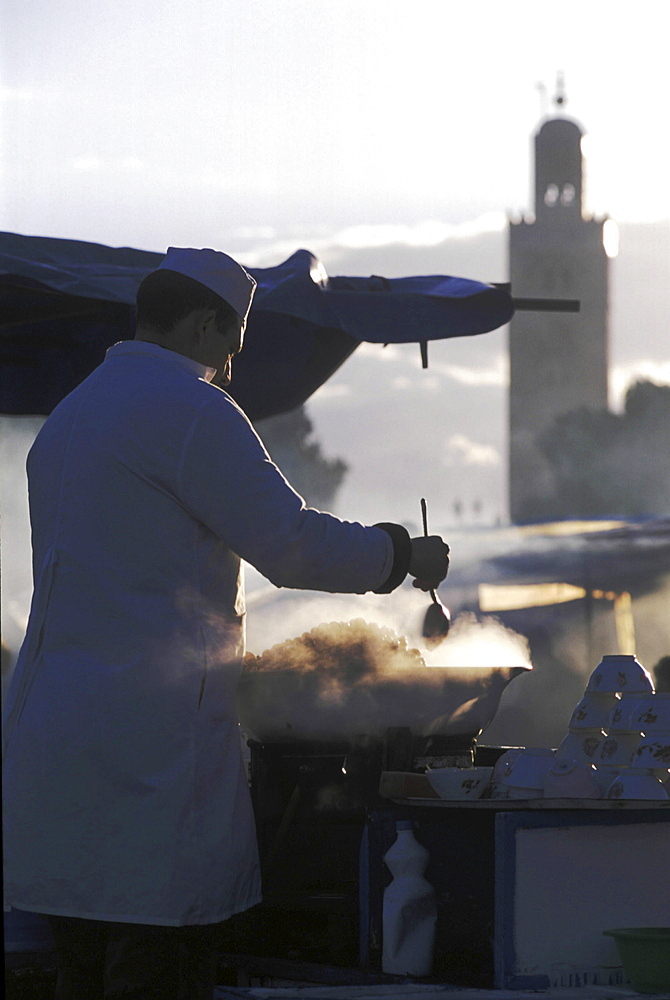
[538,379,670,517]
[255,405,348,510]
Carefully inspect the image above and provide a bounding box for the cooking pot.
[236,664,530,743]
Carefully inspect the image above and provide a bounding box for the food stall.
[232,635,670,992]
[5,231,669,995]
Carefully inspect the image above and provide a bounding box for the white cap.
[155,246,256,322]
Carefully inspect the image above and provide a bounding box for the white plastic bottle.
[382,819,437,976]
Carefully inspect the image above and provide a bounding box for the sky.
[2,0,670,259]
[2,1,669,532]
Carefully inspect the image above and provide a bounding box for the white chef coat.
[2,339,397,926]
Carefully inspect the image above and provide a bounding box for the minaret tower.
[508,78,610,522]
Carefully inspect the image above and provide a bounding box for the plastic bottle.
[381,819,437,976]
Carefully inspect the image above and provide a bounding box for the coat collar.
[106,340,217,383]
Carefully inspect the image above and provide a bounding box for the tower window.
[544,184,559,206]
[561,183,576,206]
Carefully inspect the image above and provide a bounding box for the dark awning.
[0,232,514,421]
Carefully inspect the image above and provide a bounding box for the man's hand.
[409,535,450,592]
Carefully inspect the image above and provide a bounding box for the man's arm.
[178,393,449,595]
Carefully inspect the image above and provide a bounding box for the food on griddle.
[244,618,425,681]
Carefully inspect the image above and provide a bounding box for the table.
[360,800,670,990]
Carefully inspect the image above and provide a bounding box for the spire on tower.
[553,71,567,111]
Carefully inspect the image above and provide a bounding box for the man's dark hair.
[136,269,241,335]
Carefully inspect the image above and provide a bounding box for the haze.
[3,0,669,252]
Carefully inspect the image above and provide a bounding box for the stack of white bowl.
[556,687,616,770]
[542,756,602,798]
[618,692,670,799]
[487,657,669,802]
[597,693,651,795]
[552,683,615,799]
[563,654,668,800]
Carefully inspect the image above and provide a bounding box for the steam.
[245,585,531,670]
[245,618,426,685]
[245,586,421,657]
[240,587,535,742]
[428,611,531,668]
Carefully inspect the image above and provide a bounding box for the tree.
[255,406,348,510]
[538,379,670,517]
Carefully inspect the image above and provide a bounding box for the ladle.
[420,497,451,646]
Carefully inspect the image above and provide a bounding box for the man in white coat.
[2,247,450,999]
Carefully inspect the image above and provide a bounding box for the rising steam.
[238,589,533,742]
[245,585,531,671]
[244,618,425,680]
[427,611,532,668]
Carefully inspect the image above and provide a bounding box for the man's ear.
[195,308,218,340]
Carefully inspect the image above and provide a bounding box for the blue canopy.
[472,518,670,596]
[0,231,514,420]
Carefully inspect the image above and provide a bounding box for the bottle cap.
[396,820,415,831]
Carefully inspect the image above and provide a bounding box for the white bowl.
[597,733,641,768]
[633,693,670,733]
[556,731,605,765]
[593,765,621,795]
[503,784,544,799]
[488,782,511,800]
[489,753,518,799]
[633,735,670,774]
[425,766,493,800]
[509,747,555,786]
[490,748,523,784]
[543,758,602,798]
[586,654,654,695]
[491,748,555,799]
[569,693,619,730]
[605,696,645,734]
[606,769,669,800]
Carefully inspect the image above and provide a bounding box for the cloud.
[392,374,441,393]
[240,239,309,268]
[355,342,403,362]
[431,357,508,387]
[312,383,351,402]
[72,155,103,172]
[232,225,278,241]
[119,156,146,173]
[347,343,507,388]
[0,87,56,103]
[443,434,500,468]
[70,155,147,174]
[332,213,508,250]
[234,213,508,269]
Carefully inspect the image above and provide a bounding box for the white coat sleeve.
[177,392,406,594]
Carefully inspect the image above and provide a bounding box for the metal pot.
[236,664,530,744]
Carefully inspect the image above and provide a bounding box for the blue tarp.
[0,231,514,420]
[451,518,670,596]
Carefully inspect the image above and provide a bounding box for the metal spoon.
[420,497,451,646]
